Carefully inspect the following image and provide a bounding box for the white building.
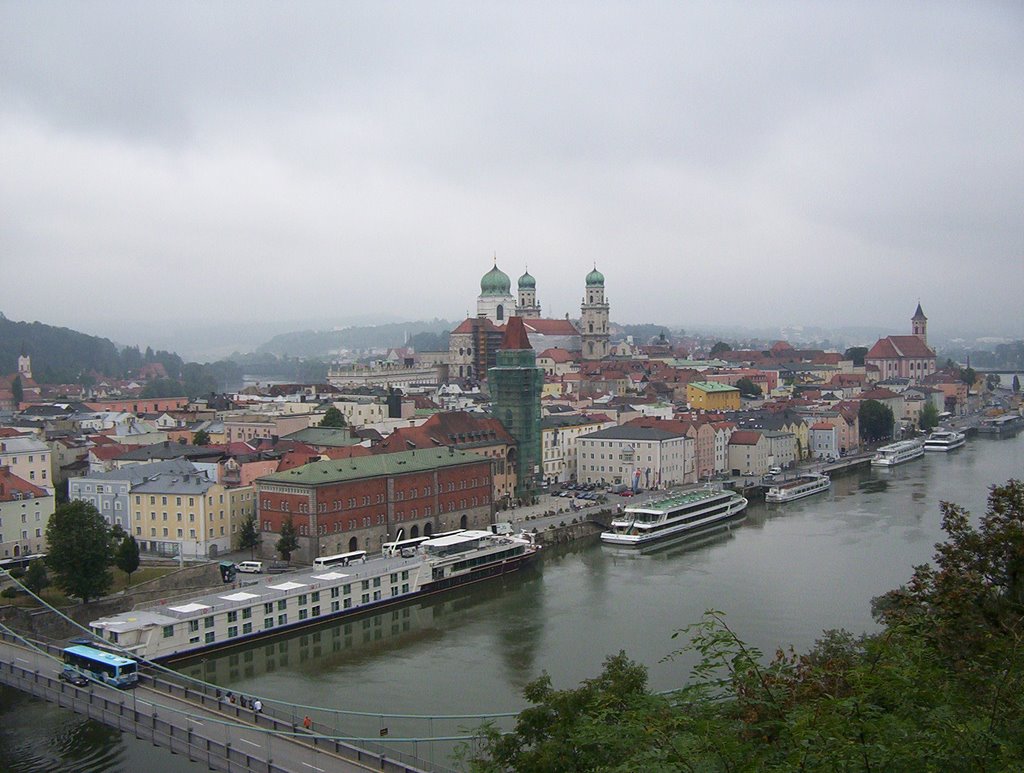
[577,425,694,488]
[0,466,54,559]
[541,414,617,484]
[0,435,53,494]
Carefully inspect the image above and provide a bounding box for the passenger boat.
[600,486,748,547]
[870,440,925,467]
[923,429,966,452]
[977,413,1023,437]
[89,530,539,661]
[765,473,831,503]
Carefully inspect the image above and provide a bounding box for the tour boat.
[870,440,925,467]
[764,473,831,503]
[89,530,539,661]
[923,429,966,452]
[600,486,748,547]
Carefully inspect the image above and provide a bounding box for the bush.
[8,568,24,579]
[1,587,18,599]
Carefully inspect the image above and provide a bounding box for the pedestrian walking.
[303,715,312,730]
[253,698,263,713]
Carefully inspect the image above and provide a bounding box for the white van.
[236,561,263,574]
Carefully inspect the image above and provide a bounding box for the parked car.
[59,668,89,687]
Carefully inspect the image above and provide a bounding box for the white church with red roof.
[865,304,937,384]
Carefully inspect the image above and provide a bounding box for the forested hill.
[256,319,453,357]
[0,313,185,385]
[0,313,123,383]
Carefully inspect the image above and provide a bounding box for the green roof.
[282,428,360,447]
[480,263,512,296]
[688,381,740,393]
[257,447,484,486]
[518,270,536,289]
[585,266,605,286]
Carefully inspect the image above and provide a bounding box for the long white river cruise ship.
[89,530,539,661]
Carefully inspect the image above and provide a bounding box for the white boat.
[923,429,966,452]
[89,530,540,661]
[600,486,748,547]
[870,440,925,467]
[765,473,831,503]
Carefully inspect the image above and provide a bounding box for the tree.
[22,559,50,594]
[192,429,211,446]
[319,407,346,428]
[1013,374,1020,393]
[11,375,23,405]
[44,501,113,603]
[276,515,299,562]
[960,366,976,387]
[986,373,1000,391]
[237,511,261,559]
[919,401,940,431]
[114,534,140,585]
[709,341,732,356]
[843,346,868,367]
[859,399,894,443]
[735,377,762,397]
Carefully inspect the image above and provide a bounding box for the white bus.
[381,536,430,558]
[313,550,367,569]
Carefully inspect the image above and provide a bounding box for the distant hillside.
[256,319,454,358]
[0,313,123,383]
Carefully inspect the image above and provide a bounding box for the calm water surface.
[4,432,1021,770]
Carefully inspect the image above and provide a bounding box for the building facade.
[255,448,494,564]
[0,466,53,559]
[577,425,694,488]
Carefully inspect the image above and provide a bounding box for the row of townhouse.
[68,458,256,559]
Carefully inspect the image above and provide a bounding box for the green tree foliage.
[986,373,1001,391]
[1014,374,1021,393]
[465,481,1024,772]
[237,511,261,559]
[22,559,50,594]
[709,341,732,356]
[276,515,299,562]
[192,429,211,446]
[735,377,762,397]
[319,407,346,428]
[44,501,112,603]
[141,378,186,397]
[960,366,977,386]
[843,346,868,366]
[114,535,140,585]
[919,401,940,431]
[11,375,23,405]
[859,399,894,442]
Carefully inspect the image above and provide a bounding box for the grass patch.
[111,565,178,592]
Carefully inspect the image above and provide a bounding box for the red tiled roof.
[859,388,900,400]
[811,422,835,431]
[539,348,575,363]
[867,335,935,359]
[728,430,763,445]
[501,317,533,350]
[524,318,579,336]
[0,467,49,501]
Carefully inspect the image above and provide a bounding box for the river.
[2,431,1021,771]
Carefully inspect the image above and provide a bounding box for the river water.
[2,432,1021,771]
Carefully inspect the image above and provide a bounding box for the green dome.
[518,270,536,289]
[585,266,605,286]
[480,263,512,296]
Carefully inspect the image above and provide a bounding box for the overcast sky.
[2,1,1022,351]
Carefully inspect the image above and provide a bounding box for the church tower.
[912,302,928,343]
[488,317,543,501]
[17,346,31,380]
[515,269,541,319]
[580,266,610,361]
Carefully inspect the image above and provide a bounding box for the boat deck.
[627,488,721,513]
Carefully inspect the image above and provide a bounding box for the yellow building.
[686,381,741,411]
[228,484,256,549]
[130,471,230,559]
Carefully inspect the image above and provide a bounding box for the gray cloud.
[1,1,1021,348]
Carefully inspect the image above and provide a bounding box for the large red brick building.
[255,447,494,563]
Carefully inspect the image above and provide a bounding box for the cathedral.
[448,260,610,379]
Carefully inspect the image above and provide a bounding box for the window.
[311,591,320,602]
[205,632,215,643]
[298,609,308,621]
[277,600,287,611]
[204,616,214,629]
[242,607,252,619]
[228,626,238,638]
[311,606,321,617]
[188,620,199,633]
[264,617,274,629]
[227,611,238,622]
[163,625,174,638]
[242,622,253,635]
[277,614,287,626]
[298,594,307,606]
